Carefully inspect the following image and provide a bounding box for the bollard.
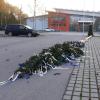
[88,24,93,36]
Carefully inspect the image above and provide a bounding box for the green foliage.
[49,44,64,64]
[62,42,72,56]
[0,0,27,25]
[72,47,84,58]
[15,41,84,78]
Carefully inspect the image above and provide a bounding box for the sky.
[6,0,100,17]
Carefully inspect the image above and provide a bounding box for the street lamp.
[5,0,7,25]
[82,11,85,33]
[82,0,85,33]
[19,4,22,24]
[92,0,95,32]
[33,0,36,30]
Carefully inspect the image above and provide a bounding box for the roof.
[55,8,100,17]
[25,15,48,19]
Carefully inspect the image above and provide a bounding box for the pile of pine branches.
[14,41,84,78]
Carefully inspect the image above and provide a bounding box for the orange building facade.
[48,12,70,31]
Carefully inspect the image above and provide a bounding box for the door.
[19,25,27,35]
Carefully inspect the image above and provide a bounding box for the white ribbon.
[0,72,20,86]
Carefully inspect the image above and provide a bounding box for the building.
[26,9,100,32]
[26,15,48,31]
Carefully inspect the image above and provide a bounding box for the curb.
[62,36,92,100]
[80,36,92,43]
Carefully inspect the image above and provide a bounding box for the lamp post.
[0,13,2,26]
[5,0,7,25]
[19,4,22,24]
[33,0,36,30]
[82,0,85,33]
[92,0,95,33]
[82,11,85,33]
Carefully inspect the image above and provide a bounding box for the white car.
[44,28,55,32]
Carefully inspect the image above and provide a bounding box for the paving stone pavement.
[63,36,100,100]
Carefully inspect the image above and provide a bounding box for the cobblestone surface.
[63,36,100,100]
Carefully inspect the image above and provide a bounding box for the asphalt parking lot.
[0,31,85,100]
[0,31,85,80]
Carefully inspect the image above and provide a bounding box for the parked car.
[5,24,39,37]
[44,28,55,32]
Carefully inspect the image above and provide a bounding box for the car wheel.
[8,32,12,36]
[28,33,32,37]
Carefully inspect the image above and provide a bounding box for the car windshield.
[25,25,32,29]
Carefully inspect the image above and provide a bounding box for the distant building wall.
[48,12,70,31]
[26,18,33,29]
[26,15,48,30]
[69,15,95,31]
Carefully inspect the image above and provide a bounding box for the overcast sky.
[7,0,99,16]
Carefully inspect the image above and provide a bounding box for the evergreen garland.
[15,41,84,78]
